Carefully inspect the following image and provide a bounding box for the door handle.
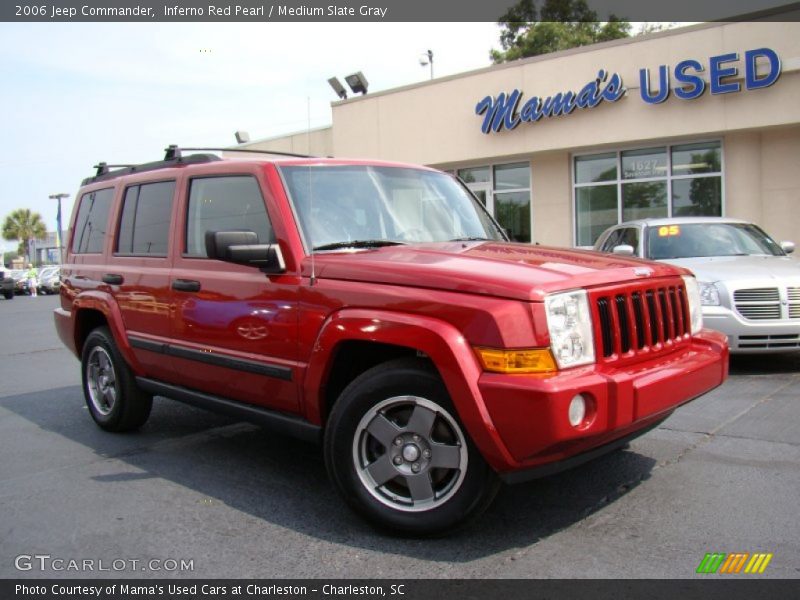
[102,274,124,285]
[172,279,201,292]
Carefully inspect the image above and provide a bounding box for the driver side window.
[619,228,640,254]
[185,176,274,258]
[600,229,623,252]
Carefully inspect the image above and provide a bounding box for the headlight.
[544,290,595,369]
[682,275,704,334]
[698,281,720,306]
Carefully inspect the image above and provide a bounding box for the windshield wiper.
[313,240,406,252]
[448,236,491,242]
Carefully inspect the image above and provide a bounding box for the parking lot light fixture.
[344,72,368,95]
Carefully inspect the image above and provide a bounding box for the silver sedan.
[594,217,800,353]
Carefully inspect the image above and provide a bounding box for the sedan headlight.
[682,275,704,334]
[698,281,720,306]
[544,290,595,369]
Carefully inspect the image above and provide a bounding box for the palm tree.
[2,209,48,264]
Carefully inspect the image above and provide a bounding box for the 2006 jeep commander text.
[54,147,728,535]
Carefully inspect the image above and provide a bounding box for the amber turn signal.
[474,347,557,374]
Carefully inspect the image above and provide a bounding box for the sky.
[0,22,503,253]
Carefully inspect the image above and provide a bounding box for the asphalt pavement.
[0,294,798,579]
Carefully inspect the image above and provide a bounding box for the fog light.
[568,394,587,427]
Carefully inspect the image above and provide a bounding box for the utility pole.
[49,193,69,264]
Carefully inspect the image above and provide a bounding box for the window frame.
[182,174,275,260]
[571,139,725,247]
[113,179,176,258]
[455,161,533,243]
[71,187,115,255]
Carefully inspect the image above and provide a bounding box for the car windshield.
[647,223,784,259]
[279,165,504,251]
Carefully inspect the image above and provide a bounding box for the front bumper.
[703,305,800,352]
[478,330,728,476]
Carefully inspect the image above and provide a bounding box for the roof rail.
[183,146,321,159]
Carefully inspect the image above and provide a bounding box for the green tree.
[491,0,631,63]
[2,209,47,263]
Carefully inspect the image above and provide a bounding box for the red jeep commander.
[55,147,728,534]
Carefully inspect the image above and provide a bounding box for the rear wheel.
[3,291,12,300]
[81,327,152,432]
[324,358,500,536]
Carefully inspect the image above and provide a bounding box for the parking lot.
[0,295,798,579]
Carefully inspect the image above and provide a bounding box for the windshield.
[647,223,784,259]
[279,165,504,251]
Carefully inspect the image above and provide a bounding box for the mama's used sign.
[476,47,781,134]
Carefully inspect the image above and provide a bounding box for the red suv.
[55,147,728,535]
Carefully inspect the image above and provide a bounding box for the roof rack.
[82,144,321,186]
[182,146,319,159]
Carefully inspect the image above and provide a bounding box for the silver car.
[594,217,799,353]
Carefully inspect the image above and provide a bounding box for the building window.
[458,162,531,243]
[574,141,722,246]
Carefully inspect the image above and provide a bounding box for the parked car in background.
[594,217,800,353]
[0,270,14,299]
[9,270,30,295]
[38,266,61,295]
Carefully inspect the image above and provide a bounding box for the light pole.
[49,193,69,265]
[419,50,433,80]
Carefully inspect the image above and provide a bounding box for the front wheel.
[324,358,500,536]
[81,327,152,432]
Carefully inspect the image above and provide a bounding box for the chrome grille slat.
[733,287,781,321]
[733,288,779,302]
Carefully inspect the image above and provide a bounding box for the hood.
[661,255,800,285]
[308,242,686,302]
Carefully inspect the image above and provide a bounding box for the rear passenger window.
[72,188,114,254]
[116,181,175,256]
[185,176,273,257]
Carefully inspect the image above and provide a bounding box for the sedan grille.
[594,282,690,361]
[789,288,800,319]
[733,288,779,302]
[733,287,800,321]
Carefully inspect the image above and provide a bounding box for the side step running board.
[136,377,321,444]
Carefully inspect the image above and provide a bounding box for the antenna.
[308,96,316,287]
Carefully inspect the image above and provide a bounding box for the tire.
[3,291,13,300]
[324,358,500,536]
[81,327,152,432]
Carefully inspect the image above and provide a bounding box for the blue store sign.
[476,47,781,134]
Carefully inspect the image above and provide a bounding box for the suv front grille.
[594,282,690,361]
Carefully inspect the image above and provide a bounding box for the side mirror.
[205,230,286,274]
[612,244,635,256]
[780,241,795,254]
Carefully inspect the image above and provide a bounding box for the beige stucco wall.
[758,126,800,244]
[237,126,333,157]
[721,126,800,245]
[530,153,571,246]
